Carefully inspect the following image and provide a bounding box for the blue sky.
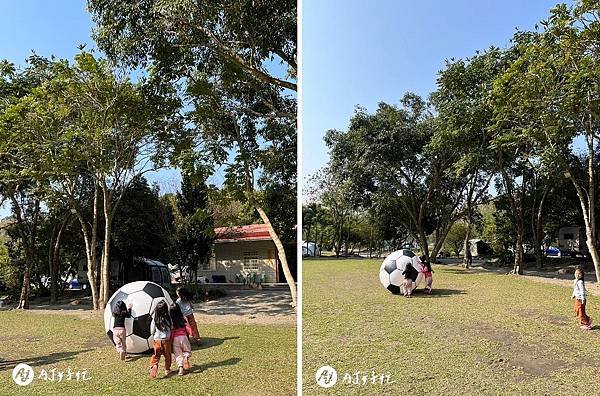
[0,1,185,216]
[302,0,574,182]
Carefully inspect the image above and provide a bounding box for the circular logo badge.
[12,363,34,386]
[315,365,338,388]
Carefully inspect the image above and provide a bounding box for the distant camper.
[110,257,172,292]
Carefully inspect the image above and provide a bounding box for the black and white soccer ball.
[104,281,174,353]
[379,249,424,294]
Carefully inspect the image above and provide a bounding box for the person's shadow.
[124,336,240,361]
[410,288,466,298]
[196,336,240,351]
[0,349,93,371]
[187,357,241,374]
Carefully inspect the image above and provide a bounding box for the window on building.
[200,259,211,271]
[243,251,260,271]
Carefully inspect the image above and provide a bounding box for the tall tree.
[88,0,298,307]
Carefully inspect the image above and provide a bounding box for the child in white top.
[572,267,592,330]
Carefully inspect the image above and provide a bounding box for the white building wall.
[199,240,278,282]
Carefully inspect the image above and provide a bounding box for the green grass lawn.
[303,258,600,395]
[0,312,296,396]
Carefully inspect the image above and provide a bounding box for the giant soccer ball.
[104,281,174,353]
[379,249,424,294]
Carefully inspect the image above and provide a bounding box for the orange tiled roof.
[214,224,272,242]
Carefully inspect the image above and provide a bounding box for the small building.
[302,241,320,257]
[558,226,587,252]
[199,224,285,283]
[469,239,493,257]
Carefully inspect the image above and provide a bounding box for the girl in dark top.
[402,263,417,297]
[112,300,132,360]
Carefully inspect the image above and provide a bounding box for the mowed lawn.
[303,258,600,395]
[0,311,296,396]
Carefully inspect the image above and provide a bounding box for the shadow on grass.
[406,288,466,298]
[124,336,240,362]
[197,336,239,351]
[187,357,241,374]
[0,349,93,371]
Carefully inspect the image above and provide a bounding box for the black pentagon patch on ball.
[387,284,401,294]
[109,290,129,312]
[142,282,165,299]
[106,329,115,346]
[383,261,397,274]
[132,313,152,339]
[402,249,415,258]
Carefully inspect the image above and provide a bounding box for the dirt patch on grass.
[473,324,519,344]
[517,308,570,325]
[510,355,567,376]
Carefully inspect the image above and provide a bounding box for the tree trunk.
[14,196,40,310]
[73,184,100,310]
[514,221,524,275]
[533,187,549,269]
[17,265,31,309]
[100,186,114,309]
[50,215,70,304]
[254,205,297,308]
[48,223,58,304]
[567,172,600,284]
[464,204,473,269]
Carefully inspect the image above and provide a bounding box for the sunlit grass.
[0,311,295,396]
[303,258,600,395]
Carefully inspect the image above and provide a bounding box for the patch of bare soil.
[510,355,567,377]
[473,324,519,344]
[517,308,570,325]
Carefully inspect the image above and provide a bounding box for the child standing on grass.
[149,300,173,378]
[170,303,192,376]
[112,300,132,361]
[176,287,201,346]
[421,259,434,295]
[402,263,416,297]
[572,267,592,330]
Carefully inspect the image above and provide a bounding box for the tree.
[324,94,465,263]
[173,173,214,289]
[111,177,173,261]
[432,50,499,267]
[88,0,297,92]
[494,4,600,282]
[88,0,298,307]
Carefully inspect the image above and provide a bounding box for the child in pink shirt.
[170,303,192,375]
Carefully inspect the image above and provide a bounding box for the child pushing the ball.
[149,300,173,378]
[176,287,201,346]
[420,257,434,295]
[170,303,193,375]
[112,300,132,361]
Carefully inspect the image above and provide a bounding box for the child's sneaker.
[178,366,185,376]
[183,357,190,370]
[149,365,158,379]
[164,369,172,376]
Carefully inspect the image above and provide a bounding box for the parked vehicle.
[110,257,172,292]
